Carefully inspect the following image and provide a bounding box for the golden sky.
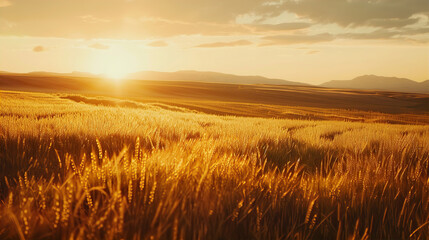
[0,0,428,83]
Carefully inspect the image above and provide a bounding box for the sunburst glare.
[91,47,138,82]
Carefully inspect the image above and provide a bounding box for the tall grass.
[0,91,428,239]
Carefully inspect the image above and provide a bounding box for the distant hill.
[128,70,308,86]
[0,71,100,78]
[27,71,101,78]
[321,75,429,94]
[1,71,428,94]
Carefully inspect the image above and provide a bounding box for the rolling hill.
[321,75,429,94]
[1,71,428,118]
[127,70,308,86]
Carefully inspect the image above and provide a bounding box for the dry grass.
[0,90,428,239]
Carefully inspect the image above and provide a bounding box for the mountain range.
[0,71,428,94]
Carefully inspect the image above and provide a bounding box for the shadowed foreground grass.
[0,91,428,239]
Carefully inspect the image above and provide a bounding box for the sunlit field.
[1,90,428,239]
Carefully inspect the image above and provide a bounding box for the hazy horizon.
[1,0,428,84]
[1,68,429,85]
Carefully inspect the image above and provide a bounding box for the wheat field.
[0,90,428,239]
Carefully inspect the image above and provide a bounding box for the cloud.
[0,0,266,27]
[147,40,168,47]
[261,33,334,46]
[89,43,109,50]
[194,40,252,48]
[341,28,429,40]
[400,27,429,36]
[366,18,420,28]
[0,16,251,39]
[341,30,398,40]
[249,22,312,32]
[79,15,111,24]
[278,0,429,28]
[0,0,304,38]
[0,0,11,7]
[0,0,427,43]
[125,18,250,37]
[32,45,45,52]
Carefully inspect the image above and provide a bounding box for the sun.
[104,67,129,81]
[91,47,138,82]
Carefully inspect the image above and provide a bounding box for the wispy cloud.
[32,45,45,52]
[79,15,111,24]
[261,33,334,46]
[194,40,252,48]
[277,0,429,28]
[147,40,168,47]
[249,22,312,32]
[340,27,429,40]
[89,43,110,50]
